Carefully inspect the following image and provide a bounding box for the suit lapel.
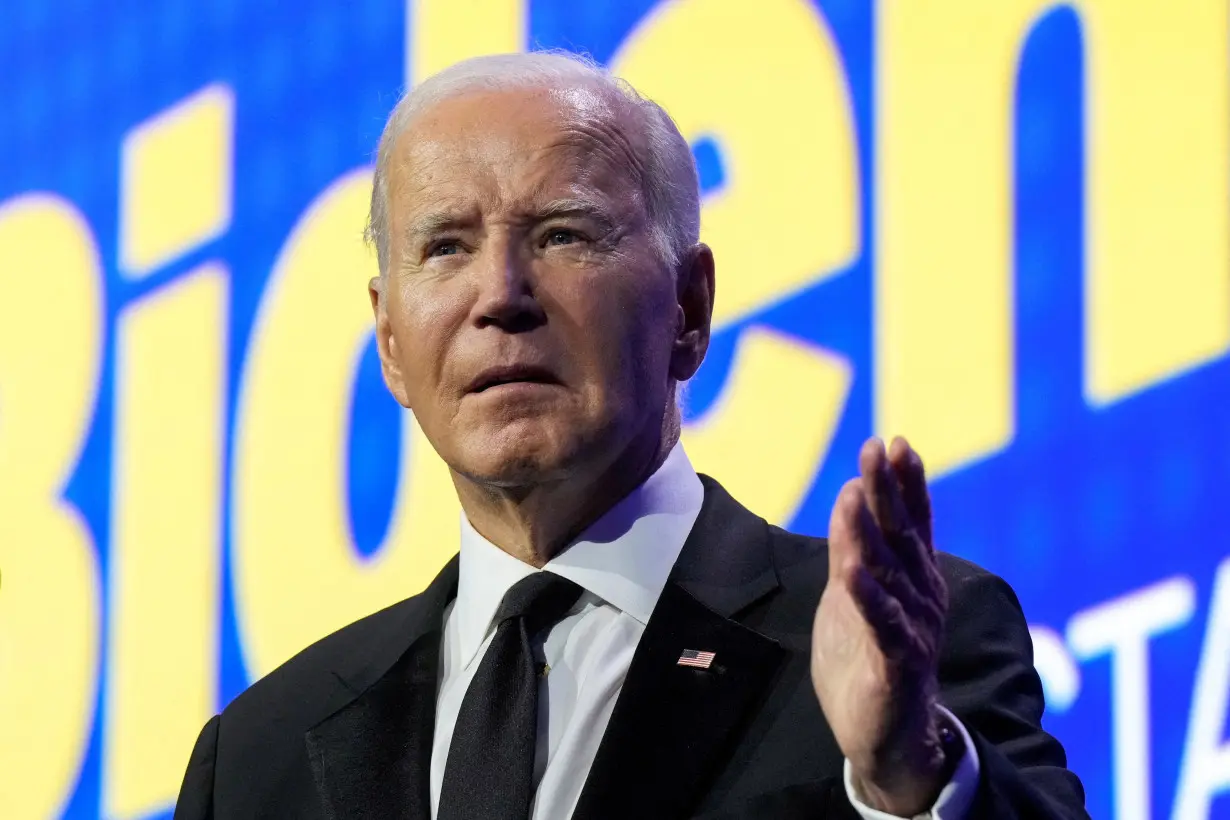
[302,477,785,820]
[573,478,787,820]
[305,557,459,820]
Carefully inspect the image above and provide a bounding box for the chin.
[451,420,587,487]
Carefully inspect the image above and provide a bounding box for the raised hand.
[811,436,950,815]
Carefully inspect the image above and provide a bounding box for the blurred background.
[2,1,1229,818]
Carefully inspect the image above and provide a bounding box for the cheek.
[566,274,676,388]
[389,286,465,401]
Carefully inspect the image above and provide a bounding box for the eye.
[428,240,462,258]
[543,228,582,247]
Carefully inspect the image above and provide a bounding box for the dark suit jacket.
[175,477,1088,819]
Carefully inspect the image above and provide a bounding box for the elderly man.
[175,53,1087,819]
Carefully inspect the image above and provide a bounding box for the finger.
[835,480,934,619]
[886,438,947,605]
[849,565,913,659]
[833,482,945,641]
[859,437,910,537]
[835,480,902,574]
[852,495,943,630]
[828,478,867,580]
[888,436,933,549]
[859,437,935,592]
[890,524,938,603]
[836,478,910,582]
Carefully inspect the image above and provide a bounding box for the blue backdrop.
[2,2,1229,819]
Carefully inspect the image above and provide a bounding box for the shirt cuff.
[842,705,980,820]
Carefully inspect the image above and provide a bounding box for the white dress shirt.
[430,443,980,819]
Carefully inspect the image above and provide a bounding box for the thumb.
[827,479,866,582]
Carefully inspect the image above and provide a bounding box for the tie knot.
[494,571,583,636]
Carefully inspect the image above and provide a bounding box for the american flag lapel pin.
[677,648,717,669]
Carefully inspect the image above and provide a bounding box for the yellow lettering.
[1080,3,1229,403]
[683,329,852,523]
[104,265,228,819]
[613,0,859,518]
[120,85,234,277]
[612,0,857,327]
[232,171,458,678]
[0,195,104,819]
[877,1,1230,474]
[406,0,526,86]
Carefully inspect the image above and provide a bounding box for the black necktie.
[437,571,584,820]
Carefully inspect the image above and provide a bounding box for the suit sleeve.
[936,560,1089,820]
[173,715,220,820]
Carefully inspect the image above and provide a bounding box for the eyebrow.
[401,210,477,245]
[532,198,618,232]
[535,198,612,220]
[402,198,618,245]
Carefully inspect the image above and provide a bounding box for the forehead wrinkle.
[553,124,649,214]
[518,84,649,199]
[391,138,498,242]
[388,85,652,241]
[505,149,630,218]
[397,139,489,200]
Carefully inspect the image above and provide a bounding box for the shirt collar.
[454,442,704,667]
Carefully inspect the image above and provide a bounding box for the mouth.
[466,365,561,394]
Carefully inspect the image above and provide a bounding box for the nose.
[470,238,546,333]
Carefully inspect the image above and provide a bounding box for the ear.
[669,243,715,382]
[369,276,412,408]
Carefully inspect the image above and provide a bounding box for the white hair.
[364,51,700,275]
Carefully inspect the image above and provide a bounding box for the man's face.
[372,84,699,486]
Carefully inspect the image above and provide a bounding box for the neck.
[454,416,680,568]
